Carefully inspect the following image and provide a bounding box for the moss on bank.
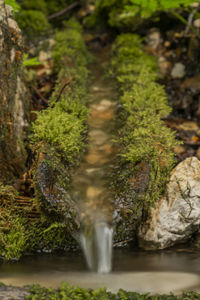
[0,19,91,260]
[110,33,179,243]
[26,283,200,300]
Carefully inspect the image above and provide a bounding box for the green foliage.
[26,284,200,300]
[20,0,80,16]
[23,54,41,67]
[4,0,20,12]
[31,98,88,163]
[125,0,195,19]
[89,0,195,29]
[111,33,179,210]
[0,214,27,260]
[52,18,92,72]
[16,10,51,38]
[20,0,48,15]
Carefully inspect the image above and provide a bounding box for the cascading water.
[80,222,113,273]
[71,49,117,274]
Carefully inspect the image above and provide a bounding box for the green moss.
[20,0,48,14]
[16,10,51,38]
[32,19,90,165]
[26,284,200,300]
[110,33,179,231]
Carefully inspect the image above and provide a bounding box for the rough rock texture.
[0,1,29,181]
[0,285,28,300]
[139,157,200,249]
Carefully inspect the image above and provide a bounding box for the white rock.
[5,4,13,17]
[171,62,185,79]
[39,50,51,62]
[7,18,21,32]
[139,157,200,249]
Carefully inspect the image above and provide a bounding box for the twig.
[113,238,133,247]
[55,80,72,103]
[185,4,200,36]
[32,86,48,105]
[48,2,81,20]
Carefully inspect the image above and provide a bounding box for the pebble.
[178,121,199,131]
[197,147,200,160]
[89,130,108,145]
[193,18,200,28]
[171,62,185,79]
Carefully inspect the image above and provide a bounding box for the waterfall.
[80,222,113,273]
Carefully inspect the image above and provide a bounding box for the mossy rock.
[110,33,179,243]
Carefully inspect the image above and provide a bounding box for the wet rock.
[89,130,108,145]
[171,63,185,79]
[85,148,109,165]
[145,28,163,53]
[158,56,172,76]
[181,74,200,91]
[178,121,199,131]
[86,186,103,199]
[35,147,78,224]
[197,147,200,160]
[139,157,200,249]
[173,145,186,155]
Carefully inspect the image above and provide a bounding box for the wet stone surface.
[71,48,117,224]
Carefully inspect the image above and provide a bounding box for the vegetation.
[26,283,200,300]
[87,0,196,29]
[110,33,179,241]
[32,18,90,164]
[16,10,51,38]
[0,18,91,260]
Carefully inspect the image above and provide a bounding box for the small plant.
[23,54,41,67]
[125,0,195,18]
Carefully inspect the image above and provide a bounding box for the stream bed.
[0,248,200,294]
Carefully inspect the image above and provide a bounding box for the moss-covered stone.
[29,19,91,254]
[110,33,179,243]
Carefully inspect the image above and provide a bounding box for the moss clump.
[27,19,91,255]
[32,19,91,165]
[16,10,51,38]
[27,283,200,300]
[110,34,179,242]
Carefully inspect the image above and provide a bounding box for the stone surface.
[171,62,185,79]
[0,1,29,180]
[139,157,200,249]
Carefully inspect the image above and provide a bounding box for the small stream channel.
[1,47,200,295]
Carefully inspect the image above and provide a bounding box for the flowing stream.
[71,46,117,273]
[1,47,200,295]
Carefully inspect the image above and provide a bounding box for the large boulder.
[138,157,200,249]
